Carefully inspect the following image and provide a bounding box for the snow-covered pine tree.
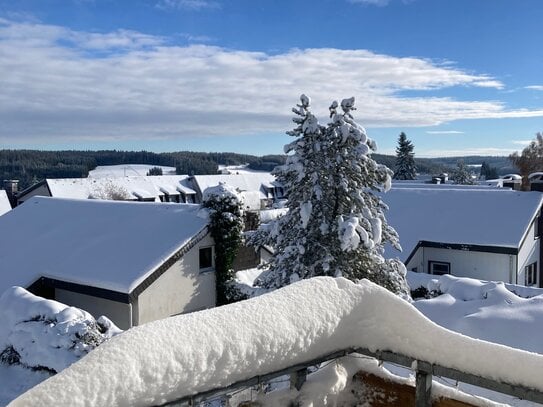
[451,160,475,185]
[393,132,417,180]
[250,95,409,296]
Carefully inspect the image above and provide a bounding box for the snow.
[88,164,176,178]
[383,188,543,261]
[193,173,278,205]
[45,175,195,202]
[0,190,11,216]
[218,164,269,174]
[202,181,241,202]
[0,365,50,407]
[0,197,208,294]
[409,273,543,354]
[12,277,543,406]
[0,287,120,374]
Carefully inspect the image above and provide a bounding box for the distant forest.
[0,149,514,191]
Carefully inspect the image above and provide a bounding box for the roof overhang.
[404,240,518,266]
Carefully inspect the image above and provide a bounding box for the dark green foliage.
[203,189,244,306]
[410,286,443,300]
[393,132,417,180]
[479,161,498,180]
[146,166,163,176]
[247,155,287,171]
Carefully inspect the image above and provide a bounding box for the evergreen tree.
[202,183,244,305]
[146,166,163,176]
[480,161,498,180]
[509,132,543,190]
[250,95,409,296]
[393,132,417,180]
[451,160,475,185]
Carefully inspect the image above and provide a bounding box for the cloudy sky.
[0,0,542,157]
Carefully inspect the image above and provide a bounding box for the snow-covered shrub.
[203,182,245,305]
[0,287,121,373]
[89,180,131,200]
[250,95,409,296]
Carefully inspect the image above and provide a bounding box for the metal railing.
[158,346,543,406]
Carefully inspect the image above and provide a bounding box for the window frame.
[199,246,214,272]
[428,260,451,276]
[525,262,538,287]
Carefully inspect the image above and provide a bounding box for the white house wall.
[517,219,540,285]
[136,234,216,325]
[55,288,132,330]
[406,247,513,283]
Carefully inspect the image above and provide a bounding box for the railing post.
[415,361,432,407]
[290,368,308,391]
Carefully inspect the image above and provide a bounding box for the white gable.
[383,189,543,261]
[0,197,209,294]
[0,190,11,216]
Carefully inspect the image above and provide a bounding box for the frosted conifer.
[451,160,475,185]
[393,132,417,180]
[250,95,409,296]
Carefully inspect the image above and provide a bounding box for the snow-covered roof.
[529,172,543,181]
[43,175,195,201]
[383,188,543,261]
[192,173,277,200]
[0,190,11,216]
[0,197,208,294]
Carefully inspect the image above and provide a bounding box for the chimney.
[3,180,19,208]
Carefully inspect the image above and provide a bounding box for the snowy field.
[5,275,543,406]
[87,164,177,178]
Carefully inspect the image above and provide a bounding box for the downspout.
[128,302,133,329]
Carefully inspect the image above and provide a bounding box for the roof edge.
[130,225,210,298]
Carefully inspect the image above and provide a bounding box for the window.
[535,214,541,239]
[428,261,450,276]
[525,262,538,286]
[199,247,214,271]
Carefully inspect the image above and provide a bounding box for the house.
[191,173,285,210]
[16,175,197,205]
[0,190,12,216]
[529,172,543,192]
[383,188,543,287]
[0,197,216,329]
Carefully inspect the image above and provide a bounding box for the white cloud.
[418,147,517,158]
[156,0,220,11]
[348,0,390,6]
[1,19,542,144]
[426,130,465,135]
[525,85,543,91]
[512,140,532,145]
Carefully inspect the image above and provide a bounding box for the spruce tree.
[393,132,417,180]
[451,160,475,185]
[250,95,409,297]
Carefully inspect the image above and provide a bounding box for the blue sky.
[0,0,542,157]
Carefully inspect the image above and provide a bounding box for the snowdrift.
[11,277,543,406]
